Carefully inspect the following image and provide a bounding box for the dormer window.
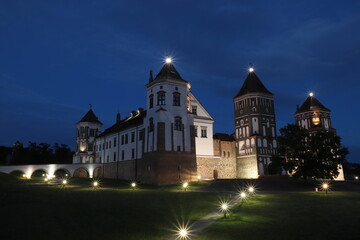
[191,106,197,115]
[173,92,181,106]
[157,91,166,105]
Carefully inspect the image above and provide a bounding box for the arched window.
[174,117,182,131]
[157,91,166,105]
[149,118,154,132]
[252,107,256,112]
[173,92,181,106]
[149,94,154,108]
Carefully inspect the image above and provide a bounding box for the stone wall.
[102,160,136,180]
[197,139,237,179]
[139,151,197,185]
[236,155,259,178]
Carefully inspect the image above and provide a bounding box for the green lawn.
[194,192,360,240]
[0,174,222,240]
[2,173,360,240]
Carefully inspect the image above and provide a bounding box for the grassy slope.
[0,174,221,240]
[194,192,360,240]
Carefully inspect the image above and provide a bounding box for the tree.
[276,124,348,181]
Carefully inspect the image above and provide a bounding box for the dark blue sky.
[1,1,359,162]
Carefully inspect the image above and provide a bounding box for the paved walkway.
[166,194,241,240]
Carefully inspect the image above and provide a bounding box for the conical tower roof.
[153,62,187,83]
[77,109,103,124]
[296,95,330,113]
[234,71,273,98]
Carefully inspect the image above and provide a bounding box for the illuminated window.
[173,92,181,106]
[157,91,166,105]
[174,117,182,131]
[312,117,320,125]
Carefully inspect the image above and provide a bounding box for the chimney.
[131,110,137,117]
[138,107,144,113]
[149,70,153,83]
[116,113,121,123]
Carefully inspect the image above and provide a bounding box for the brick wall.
[102,160,136,180]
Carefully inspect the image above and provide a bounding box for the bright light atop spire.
[165,57,172,64]
[249,67,254,72]
[309,92,314,97]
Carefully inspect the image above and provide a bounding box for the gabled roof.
[153,63,187,83]
[213,133,235,142]
[78,109,102,124]
[234,72,273,98]
[296,96,330,113]
[97,110,146,138]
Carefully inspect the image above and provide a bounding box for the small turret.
[116,112,121,123]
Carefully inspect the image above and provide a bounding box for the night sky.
[1,1,359,162]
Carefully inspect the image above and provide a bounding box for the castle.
[73,58,342,184]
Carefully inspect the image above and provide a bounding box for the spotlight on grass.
[248,186,255,194]
[319,180,332,194]
[197,175,201,181]
[355,176,359,180]
[22,174,26,178]
[93,181,99,188]
[62,180,67,185]
[182,182,188,191]
[240,191,247,199]
[131,182,137,189]
[172,221,191,240]
[179,228,188,239]
[44,178,48,182]
[219,201,230,218]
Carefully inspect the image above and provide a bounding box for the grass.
[194,192,360,240]
[2,173,360,240]
[0,173,221,240]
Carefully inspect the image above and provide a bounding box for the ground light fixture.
[220,202,229,218]
[93,181,99,188]
[131,182,136,189]
[179,228,188,239]
[355,176,359,180]
[322,183,329,194]
[197,175,201,180]
[44,178,48,182]
[182,182,188,191]
[240,191,247,199]
[248,186,255,193]
[62,180,67,185]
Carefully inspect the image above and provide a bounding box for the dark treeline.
[0,141,74,165]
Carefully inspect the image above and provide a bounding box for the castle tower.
[73,108,103,164]
[295,93,344,180]
[295,93,334,133]
[233,67,277,178]
[140,57,197,184]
